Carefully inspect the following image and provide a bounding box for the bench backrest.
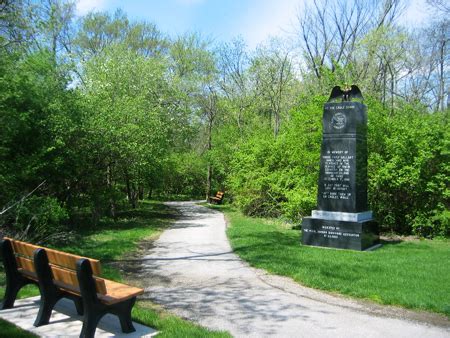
[4,237,106,295]
[216,191,224,199]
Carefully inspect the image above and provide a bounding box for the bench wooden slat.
[5,237,102,276]
[208,191,224,204]
[15,256,35,273]
[17,268,38,281]
[45,249,102,276]
[8,239,40,258]
[50,265,79,289]
[99,279,144,305]
[50,270,143,305]
[50,265,107,295]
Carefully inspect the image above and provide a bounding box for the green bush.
[227,96,323,220]
[10,196,69,244]
[227,95,449,237]
[158,151,207,198]
[368,100,449,237]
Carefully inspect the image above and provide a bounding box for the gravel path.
[139,201,449,337]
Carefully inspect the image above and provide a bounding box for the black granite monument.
[301,86,379,250]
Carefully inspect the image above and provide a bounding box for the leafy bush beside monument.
[227,95,449,237]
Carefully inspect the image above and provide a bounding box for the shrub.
[6,196,70,244]
[227,94,449,237]
[227,95,323,221]
[368,100,449,237]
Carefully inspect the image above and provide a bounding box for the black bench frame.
[34,248,137,338]
[0,239,38,309]
[33,248,84,326]
[76,258,136,338]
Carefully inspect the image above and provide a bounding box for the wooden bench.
[0,237,144,338]
[208,191,224,205]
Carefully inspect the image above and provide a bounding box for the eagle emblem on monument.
[328,85,364,102]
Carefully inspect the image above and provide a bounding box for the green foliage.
[227,128,281,216]
[158,152,207,198]
[10,196,69,244]
[0,318,38,338]
[75,9,168,58]
[227,96,323,220]
[0,48,84,240]
[368,100,449,237]
[227,93,449,237]
[1,1,448,242]
[0,50,73,203]
[82,44,174,208]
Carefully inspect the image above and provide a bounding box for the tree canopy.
[0,0,448,242]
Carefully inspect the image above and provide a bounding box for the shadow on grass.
[72,202,175,233]
[56,201,179,265]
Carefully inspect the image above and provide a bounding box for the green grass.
[218,205,450,317]
[0,318,38,338]
[0,201,230,337]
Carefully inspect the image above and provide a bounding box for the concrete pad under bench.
[0,296,158,337]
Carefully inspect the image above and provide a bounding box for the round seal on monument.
[331,112,346,129]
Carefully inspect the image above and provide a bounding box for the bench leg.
[117,298,136,333]
[1,281,22,309]
[79,298,136,337]
[34,294,59,326]
[80,311,103,338]
[73,297,84,316]
[1,239,34,310]
[1,276,34,310]
[35,293,84,326]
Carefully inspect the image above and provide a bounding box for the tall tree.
[250,39,296,136]
[169,33,220,197]
[295,0,404,91]
[75,9,167,59]
[429,19,449,111]
[217,38,254,132]
[82,45,171,210]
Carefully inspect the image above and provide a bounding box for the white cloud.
[76,0,108,15]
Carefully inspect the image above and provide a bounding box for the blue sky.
[76,0,432,49]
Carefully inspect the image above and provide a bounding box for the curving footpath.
[139,201,449,337]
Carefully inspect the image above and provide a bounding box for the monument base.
[301,216,379,251]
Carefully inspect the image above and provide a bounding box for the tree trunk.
[124,169,137,209]
[274,110,280,137]
[447,87,450,110]
[138,185,144,200]
[147,187,153,199]
[107,163,116,219]
[437,37,446,111]
[206,163,212,200]
[206,117,212,199]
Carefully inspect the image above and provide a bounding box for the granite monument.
[301,85,379,250]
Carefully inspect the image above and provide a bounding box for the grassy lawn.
[215,205,450,317]
[0,201,230,338]
[0,318,38,338]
